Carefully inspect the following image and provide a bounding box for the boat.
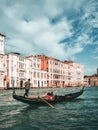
[12,87,84,108]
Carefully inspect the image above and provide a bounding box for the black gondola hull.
[13,87,84,106]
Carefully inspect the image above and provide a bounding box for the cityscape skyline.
[0,0,98,75]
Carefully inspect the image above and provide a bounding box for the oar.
[39,97,55,109]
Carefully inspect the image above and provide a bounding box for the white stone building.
[4,53,48,88]
[4,52,26,88]
[65,61,84,86]
[0,33,5,89]
[47,58,69,87]
[26,56,47,88]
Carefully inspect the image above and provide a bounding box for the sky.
[0,0,98,76]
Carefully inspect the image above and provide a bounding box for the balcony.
[0,67,5,72]
[19,68,25,72]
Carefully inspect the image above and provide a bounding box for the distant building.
[89,76,98,86]
[84,68,98,87]
[84,76,90,86]
[84,72,98,87]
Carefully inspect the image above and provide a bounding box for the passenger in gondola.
[24,79,31,97]
[47,92,53,95]
[46,92,55,100]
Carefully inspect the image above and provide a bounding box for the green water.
[0,87,98,130]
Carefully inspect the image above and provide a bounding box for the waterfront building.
[84,73,98,87]
[35,55,84,87]
[25,56,47,87]
[84,76,90,86]
[4,52,26,88]
[89,76,98,86]
[4,53,48,88]
[35,55,65,87]
[0,33,5,89]
[64,61,84,87]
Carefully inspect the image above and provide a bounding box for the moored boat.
[12,87,84,107]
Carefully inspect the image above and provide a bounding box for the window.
[34,72,36,78]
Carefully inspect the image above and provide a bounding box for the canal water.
[0,87,98,130]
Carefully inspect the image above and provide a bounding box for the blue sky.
[0,0,98,75]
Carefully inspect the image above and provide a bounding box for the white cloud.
[3,8,73,59]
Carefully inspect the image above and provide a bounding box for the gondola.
[12,87,84,108]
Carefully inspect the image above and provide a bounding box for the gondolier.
[24,79,31,97]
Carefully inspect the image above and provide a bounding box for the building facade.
[35,55,84,87]
[3,54,48,88]
[25,56,47,88]
[4,52,26,88]
[84,75,98,87]
[65,61,84,87]
[0,33,5,89]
